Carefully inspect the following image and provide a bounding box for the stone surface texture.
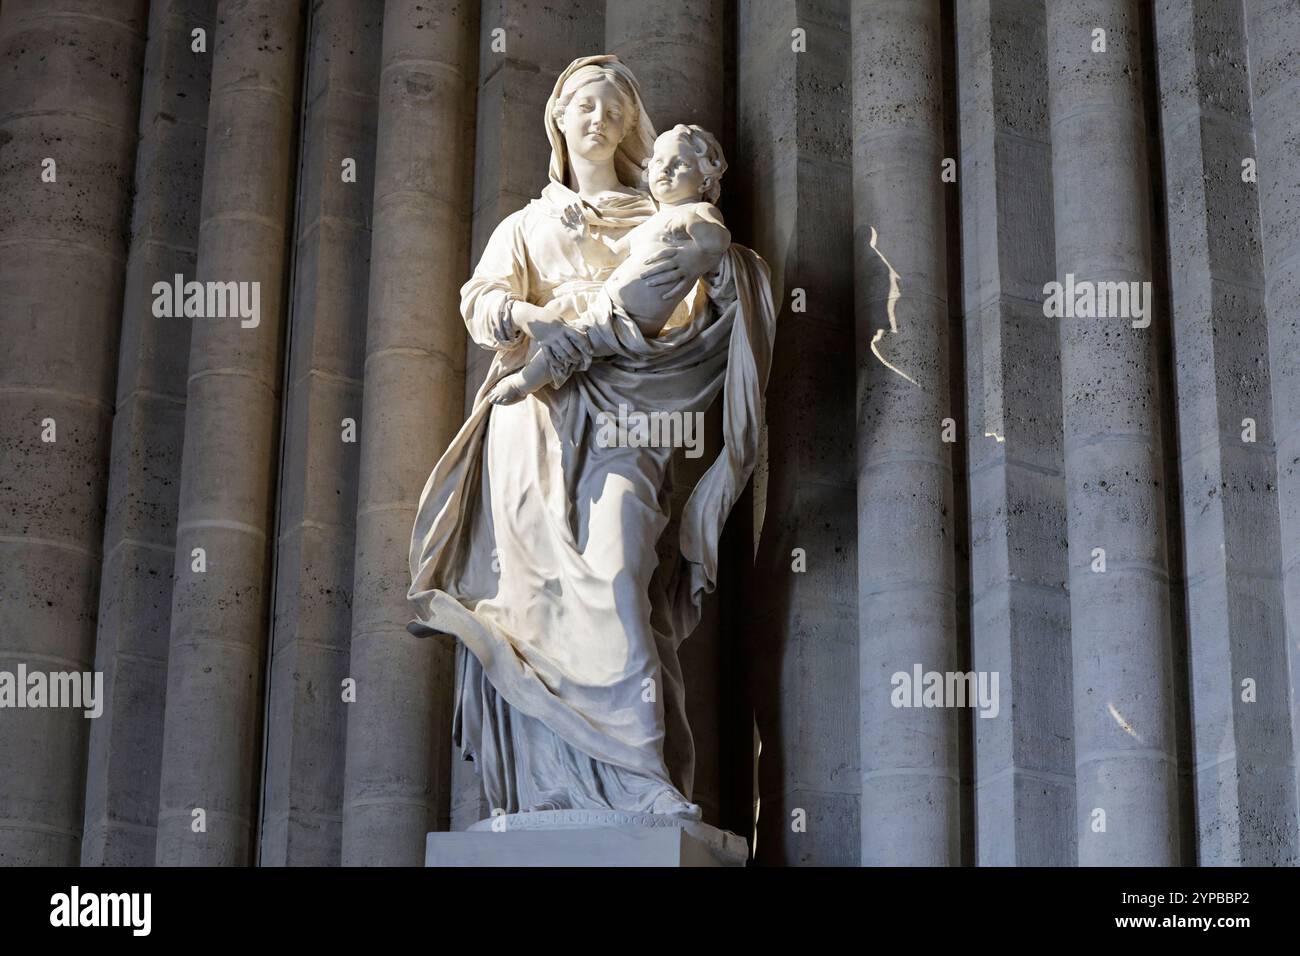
[1,0,1298,867]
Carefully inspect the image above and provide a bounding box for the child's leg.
[486,348,551,405]
[537,307,618,391]
[486,292,615,405]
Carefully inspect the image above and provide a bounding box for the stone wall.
[0,0,1297,866]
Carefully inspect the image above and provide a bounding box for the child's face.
[647,135,705,205]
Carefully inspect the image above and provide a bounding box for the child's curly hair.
[642,124,728,204]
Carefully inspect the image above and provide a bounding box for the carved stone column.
[154,0,304,866]
[737,0,860,866]
[0,0,147,866]
[955,0,1075,866]
[81,0,216,867]
[1044,0,1180,864]
[261,0,382,867]
[340,0,477,863]
[1244,0,1300,855]
[852,0,962,865]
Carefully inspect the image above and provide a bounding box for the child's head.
[643,124,727,205]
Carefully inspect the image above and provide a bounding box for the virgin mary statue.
[407,54,775,820]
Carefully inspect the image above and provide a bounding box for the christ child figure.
[487,123,732,405]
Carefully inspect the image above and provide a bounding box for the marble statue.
[406,54,776,824]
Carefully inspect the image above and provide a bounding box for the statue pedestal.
[425,810,749,867]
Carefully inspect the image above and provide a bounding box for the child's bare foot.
[488,373,528,405]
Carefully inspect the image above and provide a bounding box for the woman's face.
[559,78,628,164]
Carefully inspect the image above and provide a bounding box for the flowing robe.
[407,180,775,814]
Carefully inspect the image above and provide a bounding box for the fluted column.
[606,0,724,133]
[852,0,961,865]
[738,0,859,865]
[955,0,1075,866]
[1044,0,1181,864]
[1245,0,1300,849]
[1156,0,1297,866]
[154,0,304,866]
[261,0,382,867]
[448,0,604,832]
[0,0,147,866]
[606,0,727,827]
[81,0,216,867]
[340,0,477,864]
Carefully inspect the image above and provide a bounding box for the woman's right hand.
[511,301,590,367]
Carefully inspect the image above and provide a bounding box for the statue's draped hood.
[545,54,657,191]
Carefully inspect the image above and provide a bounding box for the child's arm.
[640,205,731,300]
[685,203,731,256]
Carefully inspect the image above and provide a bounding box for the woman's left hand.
[560,202,590,240]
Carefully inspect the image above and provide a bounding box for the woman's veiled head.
[552,67,639,165]
[545,56,656,190]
